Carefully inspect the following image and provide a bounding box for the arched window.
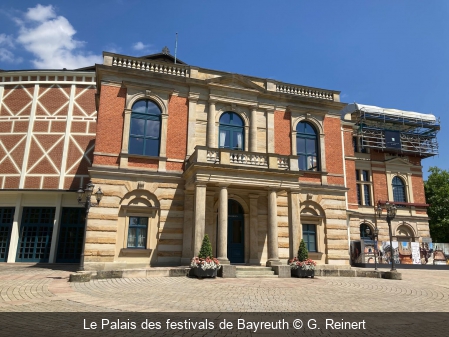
[392,176,406,203]
[219,112,244,150]
[129,100,161,156]
[360,223,372,240]
[296,121,318,171]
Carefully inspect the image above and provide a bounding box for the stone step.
[236,274,279,278]
[236,270,276,275]
[235,266,272,271]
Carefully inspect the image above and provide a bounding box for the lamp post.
[376,201,397,272]
[77,182,103,270]
[366,226,379,271]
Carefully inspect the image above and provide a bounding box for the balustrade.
[276,84,333,100]
[112,57,189,77]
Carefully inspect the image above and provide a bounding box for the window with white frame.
[356,169,372,206]
[128,100,161,157]
[296,121,319,171]
[127,217,148,248]
[392,176,407,203]
[219,112,244,150]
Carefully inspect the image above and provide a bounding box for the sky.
[0,1,448,179]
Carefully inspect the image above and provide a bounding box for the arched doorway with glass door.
[227,199,244,263]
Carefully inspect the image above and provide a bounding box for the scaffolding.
[342,103,440,157]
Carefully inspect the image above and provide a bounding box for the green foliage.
[297,239,309,262]
[198,234,213,258]
[424,167,449,243]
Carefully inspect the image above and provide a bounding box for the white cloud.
[13,4,101,69]
[0,33,21,64]
[25,4,56,22]
[133,41,150,51]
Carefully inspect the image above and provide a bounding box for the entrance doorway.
[227,199,244,263]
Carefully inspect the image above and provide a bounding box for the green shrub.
[297,239,309,262]
[198,234,213,258]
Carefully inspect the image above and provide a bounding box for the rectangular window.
[302,224,317,252]
[353,136,358,153]
[363,184,371,206]
[362,170,369,182]
[127,217,148,249]
[356,169,360,181]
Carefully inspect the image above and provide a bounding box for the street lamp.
[376,201,397,272]
[78,182,103,270]
[366,226,379,271]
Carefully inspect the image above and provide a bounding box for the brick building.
[0,51,438,270]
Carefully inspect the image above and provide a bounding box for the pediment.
[385,157,412,166]
[206,74,265,92]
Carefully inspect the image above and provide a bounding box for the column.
[181,189,194,264]
[217,184,229,264]
[249,194,260,264]
[187,94,199,156]
[7,194,23,263]
[49,194,63,263]
[266,109,275,153]
[266,189,281,266]
[207,100,216,148]
[250,106,258,152]
[288,190,301,259]
[193,183,207,256]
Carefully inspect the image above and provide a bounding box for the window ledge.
[121,152,167,161]
[120,248,152,257]
[308,252,323,260]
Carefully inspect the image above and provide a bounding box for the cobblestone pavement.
[0,264,448,312]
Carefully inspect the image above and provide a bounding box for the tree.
[198,234,213,258]
[424,167,449,243]
[297,239,309,261]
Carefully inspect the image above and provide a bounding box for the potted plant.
[289,239,316,278]
[190,234,221,278]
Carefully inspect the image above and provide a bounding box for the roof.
[139,52,187,65]
[341,103,436,122]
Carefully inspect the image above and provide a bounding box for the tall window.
[219,112,244,150]
[127,217,148,248]
[302,224,317,252]
[356,169,372,206]
[129,100,161,156]
[392,176,406,203]
[296,122,318,171]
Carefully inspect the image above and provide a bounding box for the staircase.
[235,266,278,278]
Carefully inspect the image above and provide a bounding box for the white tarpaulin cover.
[341,103,436,122]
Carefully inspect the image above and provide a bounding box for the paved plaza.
[0,264,448,313]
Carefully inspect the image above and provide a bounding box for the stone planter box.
[291,268,315,278]
[191,267,218,279]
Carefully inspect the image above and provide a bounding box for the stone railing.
[229,152,267,167]
[111,56,189,77]
[274,83,334,101]
[190,147,300,171]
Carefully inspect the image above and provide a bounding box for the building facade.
[0,70,96,263]
[0,52,437,270]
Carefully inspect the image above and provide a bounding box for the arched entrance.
[227,199,244,263]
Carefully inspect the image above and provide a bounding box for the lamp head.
[85,182,94,198]
[77,187,84,203]
[95,187,104,203]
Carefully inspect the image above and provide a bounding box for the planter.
[291,268,315,278]
[191,267,218,279]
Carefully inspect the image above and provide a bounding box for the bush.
[198,234,213,258]
[297,239,309,262]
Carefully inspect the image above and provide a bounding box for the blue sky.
[0,1,448,179]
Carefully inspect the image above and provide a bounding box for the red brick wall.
[411,174,426,203]
[372,170,388,203]
[300,172,321,184]
[166,95,188,161]
[93,85,126,164]
[1,85,33,116]
[324,117,343,175]
[128,157,158,170]
[274,110,291,155]
[343,126,357,202]
[36,85,70,116]
[370,150,385,161]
